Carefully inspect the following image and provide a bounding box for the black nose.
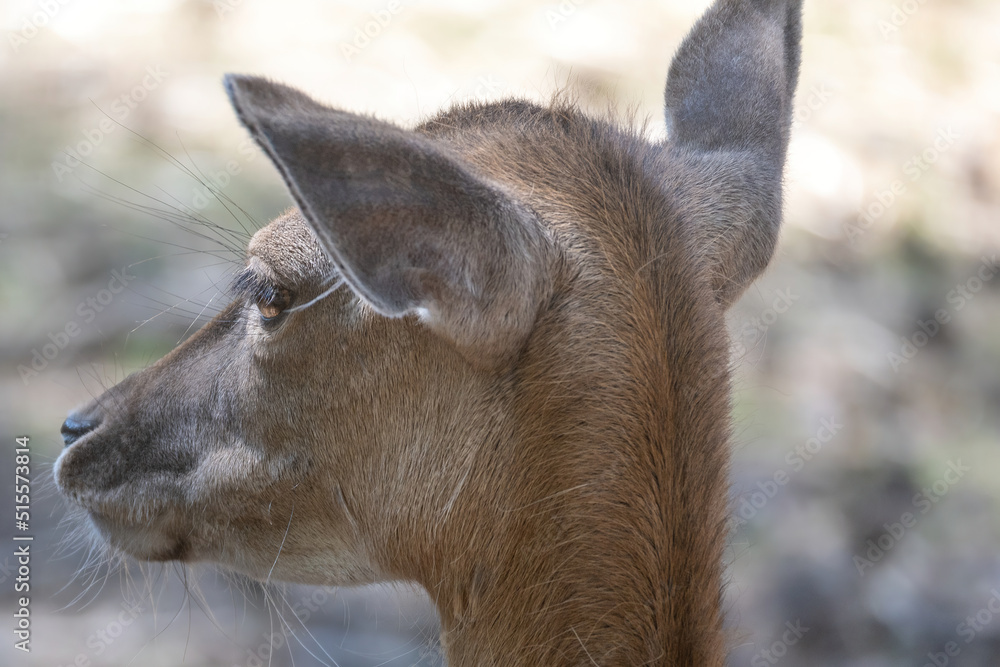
[61,416,99,447]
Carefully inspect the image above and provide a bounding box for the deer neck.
[409,278,732,666]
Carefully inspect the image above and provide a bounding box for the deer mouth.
[57,469,196,563]
[55,429,197,562]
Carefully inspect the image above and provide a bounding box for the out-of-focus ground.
[2,0,999,665]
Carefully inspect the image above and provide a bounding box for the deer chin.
[56,476,191,563]
[88,510,194,562]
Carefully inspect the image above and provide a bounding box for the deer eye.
[255,288,292,323]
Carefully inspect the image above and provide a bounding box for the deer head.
[56,1,802,664]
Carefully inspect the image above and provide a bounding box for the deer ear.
[224,75,550,364]
[663,0,803,307]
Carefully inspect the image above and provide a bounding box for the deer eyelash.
[230,266,283,305]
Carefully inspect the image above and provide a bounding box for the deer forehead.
[246,208,332,287]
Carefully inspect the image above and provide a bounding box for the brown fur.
[56,2,802,664]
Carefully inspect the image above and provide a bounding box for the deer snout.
[61,414,100,447]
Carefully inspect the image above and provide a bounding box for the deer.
[55,0,803,664]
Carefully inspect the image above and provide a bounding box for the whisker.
[265,502,294,586]
[87,100,260,240]
[175,132,261,239]
[177,291,222,344]
[73,169,246,256]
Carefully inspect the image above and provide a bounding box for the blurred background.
[2,0,999,665]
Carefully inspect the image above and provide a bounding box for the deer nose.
[61,415,99,447]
